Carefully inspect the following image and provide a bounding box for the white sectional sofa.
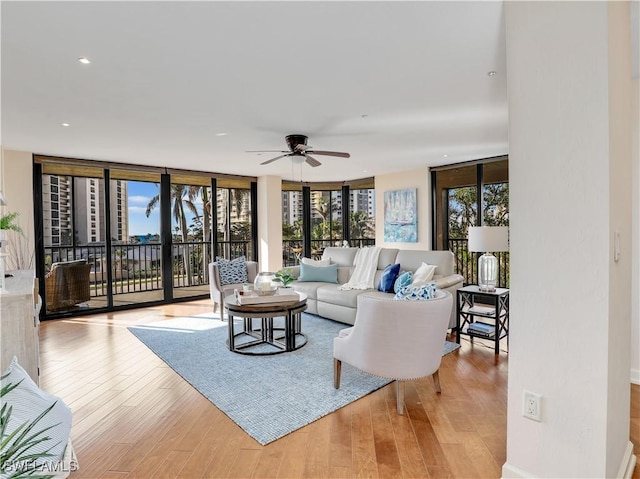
[290,247,464,327]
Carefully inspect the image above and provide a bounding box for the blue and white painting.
[383,188,417,242]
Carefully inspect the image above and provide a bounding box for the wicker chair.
[45,260,92,312]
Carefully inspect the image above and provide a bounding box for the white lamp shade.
[468,226,509,252]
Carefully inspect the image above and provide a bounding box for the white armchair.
[208,260,258,317]
[333,290,453,415]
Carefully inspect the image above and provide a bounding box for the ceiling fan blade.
[306,150,350,158]
[246,150,288,153]
[304,155,322,167]
[260,154,289,165]
[294,144,310,152]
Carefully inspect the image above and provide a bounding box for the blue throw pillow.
[393,271,413,294]
[298,263,338,283]
[377,263,401,293]
[394,282,437,301]
[216,256,248,285]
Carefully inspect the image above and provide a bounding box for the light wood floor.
[39,300,639,479]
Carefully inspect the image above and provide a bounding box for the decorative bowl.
[254,271,277,296]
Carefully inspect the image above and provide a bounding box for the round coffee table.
[224,292,307,355]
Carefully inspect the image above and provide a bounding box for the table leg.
[228,312,235,351]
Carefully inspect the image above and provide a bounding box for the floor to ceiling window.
[107,171,164,306]
[282,179,375,264]
[215,185,254,261]
[348,187,376,248]
[40,170,109,314]
[431,157,509,287]
[35,157,257,319]
[311,188,343,256]
[282,183,304,267]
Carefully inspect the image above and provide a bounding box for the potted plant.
[0,212,23,243]
[274,268,295,289]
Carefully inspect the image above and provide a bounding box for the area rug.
[128,312,460,445]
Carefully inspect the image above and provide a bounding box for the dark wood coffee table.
[224,292,307,355]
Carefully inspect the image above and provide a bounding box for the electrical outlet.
[523,390,542,422]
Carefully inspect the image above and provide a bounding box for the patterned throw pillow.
[393,271,413,294]
[216,256,248,285]
[394,281,437,301]
[377,263,401,293]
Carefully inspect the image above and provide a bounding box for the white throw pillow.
[410,262,436,286]
[301,257,331,266]
[1,357,73,472]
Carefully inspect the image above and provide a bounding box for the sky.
[127,181,204,236]
[127,182,160,236]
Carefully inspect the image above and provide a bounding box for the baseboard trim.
[502,443,637,479]
[618,442,637,479]
[631,368,640,385]
[501,463,536,479]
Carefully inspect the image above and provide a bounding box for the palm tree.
[349,211,374,240]
[146,184,194,286]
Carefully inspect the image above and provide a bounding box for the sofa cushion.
[395,250,454,277]
[321,247,358,266]
[377,248,399,270]
[291,281,326,301]
[301,257,331,266]
[377,263,400,293]
[394,271,413,293]
[216,256,248,285]
[317,284,374,308]
[411,262,436,286]
[298,263,338,283]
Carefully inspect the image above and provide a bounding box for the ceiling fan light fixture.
[290,154,306,164]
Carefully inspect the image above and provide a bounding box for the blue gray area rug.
[128,312,460,445]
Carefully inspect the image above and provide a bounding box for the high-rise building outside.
[42,175,128,246]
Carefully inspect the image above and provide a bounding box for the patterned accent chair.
[208,259,258,318]
[45,260,92,312]
[333,290,453,415]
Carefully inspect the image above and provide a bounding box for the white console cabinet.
[0,269,40,383]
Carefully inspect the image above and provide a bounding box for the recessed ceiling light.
[443,154,448,158]
[215,132,228,136]
[61,123,70,127]
[363,170,368,173]
[488,71,497,76]
[78,57,91,64]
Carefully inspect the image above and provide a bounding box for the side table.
[456,285,509,355]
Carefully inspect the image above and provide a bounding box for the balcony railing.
[215,240,252,261]
[447,238,510,288]
[44,240,220,298]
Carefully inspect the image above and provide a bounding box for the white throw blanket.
[338,246,382,290]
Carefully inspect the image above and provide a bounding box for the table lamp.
[468,226,509,292]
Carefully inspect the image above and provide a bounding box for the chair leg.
[432,370,441,393]
[334,359,341,389]
[396,381,405,415]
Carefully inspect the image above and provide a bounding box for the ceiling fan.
[247,134,350,168]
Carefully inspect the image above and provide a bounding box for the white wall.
[630,22,640,385]
[257,175,282,272]
[374,167,431,249]
[503,2,635,478]
[0,149,35,270]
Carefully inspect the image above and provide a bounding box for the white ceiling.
[1,1,508,182]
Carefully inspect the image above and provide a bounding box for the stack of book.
[467,321,496,338]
